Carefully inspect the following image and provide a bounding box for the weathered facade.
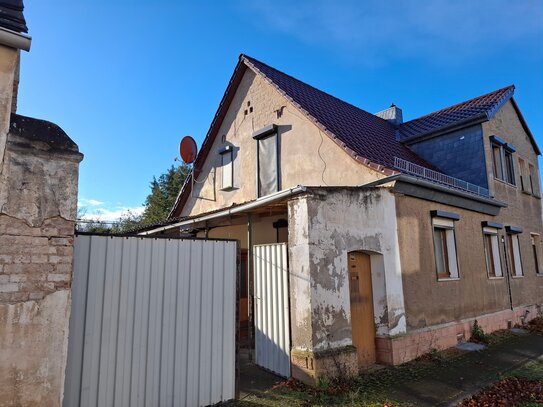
[0,3,83,405]
[147,55,542,383]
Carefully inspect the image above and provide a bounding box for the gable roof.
[399,84,540,154]
[169,55,540,219]
[0,1,27,33]
[399,85,514,141]
[169,54,435,218]
[242,55,433,171]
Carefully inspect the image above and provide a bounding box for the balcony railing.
[394,157,490,197]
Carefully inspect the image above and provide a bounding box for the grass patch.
[507,358,543,381]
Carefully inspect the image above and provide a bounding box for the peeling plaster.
[288,187,407,353]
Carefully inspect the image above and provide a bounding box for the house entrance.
[348,251,376,367]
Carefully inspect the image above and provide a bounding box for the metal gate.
[64,234,238,407]
[253,243,291,378]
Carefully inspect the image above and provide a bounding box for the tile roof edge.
[241,55,400,177]
[402,85,515,126]
[401,113,488,144]
[169,56,249,219]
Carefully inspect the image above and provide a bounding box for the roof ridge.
[402,85,515,125]
[240,54,394,128]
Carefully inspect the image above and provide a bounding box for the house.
[142,54,543,383]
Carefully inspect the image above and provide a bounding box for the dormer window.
[490,136,516,185]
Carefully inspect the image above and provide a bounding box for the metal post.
[247,214,254,361]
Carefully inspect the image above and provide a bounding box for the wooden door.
[348,252,376,367]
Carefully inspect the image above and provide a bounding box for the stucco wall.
[288,188,406,355]
[181,69,385,217]
[396,194,543,330]
[396,100,543,330]
[0,130,82,405]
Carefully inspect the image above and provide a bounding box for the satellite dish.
[179,136,198,164]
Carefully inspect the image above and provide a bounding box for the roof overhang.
[141,185,307,236]
[390,174,507,215]
[401,114,488,145]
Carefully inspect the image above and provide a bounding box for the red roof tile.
[399,86,515,140]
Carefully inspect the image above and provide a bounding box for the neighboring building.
[143,54,542,383]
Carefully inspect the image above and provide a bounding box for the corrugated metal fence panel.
[254,243,291,378]
[64,235,237,407]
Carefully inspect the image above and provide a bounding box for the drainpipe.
[247,214,254,361]
[501,235,514,311]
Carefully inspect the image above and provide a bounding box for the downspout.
[501,235,514,311]
[247,214,254,361]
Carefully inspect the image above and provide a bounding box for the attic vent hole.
[249,107,253,113]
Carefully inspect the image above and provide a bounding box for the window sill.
[488,276,504,280]
[511,275,524,279]
[220,186,238,192]
[437,277,460,282]
[494,178,517,188]
[536,274,543,277]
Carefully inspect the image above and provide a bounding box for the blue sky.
[19,0,543,220]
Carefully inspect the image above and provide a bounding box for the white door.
[253,243,291,378]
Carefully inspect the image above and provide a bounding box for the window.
[490,136,516,185]
[492,144,503,180]
[528,163,539,196]
[519,158,528,192]
[219,146,234,190]
[482,226,503,278]
[504,149,515,184]
[506,227,523,277]
[431,211,460,280]
[253,124,279,197]
[531,234,542,275]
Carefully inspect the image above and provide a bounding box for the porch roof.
[138,186,307,236]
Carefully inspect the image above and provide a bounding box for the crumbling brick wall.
[0,112,82,406]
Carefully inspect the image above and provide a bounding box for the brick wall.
[0,114,82,406]
[0,215,74,302]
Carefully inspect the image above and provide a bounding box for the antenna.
[179,136,198,164]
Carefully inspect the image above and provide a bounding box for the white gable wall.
[180,69,387,217]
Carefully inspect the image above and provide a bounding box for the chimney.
[376,104,403,126]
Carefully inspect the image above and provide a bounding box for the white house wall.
[288,188,406,354]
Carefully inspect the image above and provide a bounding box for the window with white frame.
[482,224,503,278]
[506,226,524,277]
[490,136,516,185]
[219,145,234,190]
[431,211,460,280]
